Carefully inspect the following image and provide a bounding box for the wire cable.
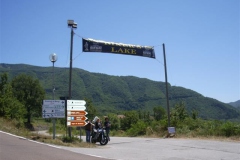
[73,52,83,61]
[155,58,164,66]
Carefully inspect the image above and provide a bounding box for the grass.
[1,117,239,146]
[0,117,96,148]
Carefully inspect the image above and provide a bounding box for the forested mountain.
[229,100,240,110]
[1,63,239,120]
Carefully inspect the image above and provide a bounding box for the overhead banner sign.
[82,38,155,59]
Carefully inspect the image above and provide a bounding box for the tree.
[11,74,45,124]
[0,73,8,116]
[191,109,198,120]
[85,98,97,120]
[3,84,26,120]
[0,73,26,126]
[120,110,139,130]
[171,102,188,126]
[106,113,120,130]
[138,110,151,122]
[153,106,166,121]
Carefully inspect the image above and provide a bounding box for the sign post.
[42,100,65,139]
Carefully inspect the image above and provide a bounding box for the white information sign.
[67,105,86,111]
[42,100,65,118]
[67,100,86,106]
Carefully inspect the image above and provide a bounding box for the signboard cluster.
[42,99,88,127]
[67,100,88,127]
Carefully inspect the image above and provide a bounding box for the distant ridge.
[1,63,239,120]
[229,100,240,110]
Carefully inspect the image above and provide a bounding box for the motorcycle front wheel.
[100,136,108,145]
[91,137,96,144]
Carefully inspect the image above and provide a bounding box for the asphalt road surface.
[0,131,108,160]
[64,136,240,160]
[1,131,239,160]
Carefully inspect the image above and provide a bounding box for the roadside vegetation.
[2,63,240,120]
[0,72,239,147]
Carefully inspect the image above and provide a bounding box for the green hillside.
[229,100,240,110]
[0,63,239,120]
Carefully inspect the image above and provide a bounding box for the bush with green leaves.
[62,135,82,143]
[120,110,139,130]
[127,120,147,137]
[106,113,120,130]
[220,121,237,137]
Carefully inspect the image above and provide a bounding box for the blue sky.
[0,0,239,103]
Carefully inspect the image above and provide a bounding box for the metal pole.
[69,29,73,100]
[65,97,68,136]
[80,127,82,141]
[52,62,56,139]
[68,27,74,138]
[163,43,170,127]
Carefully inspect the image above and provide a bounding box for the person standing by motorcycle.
[94,118,101,139]
[104,117,111,141]
[95,118,101,129]
[85,119,92,143]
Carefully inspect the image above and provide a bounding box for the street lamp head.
[68,20,74,25]
[72,23,77,28]
[68,19,77,29]
[49,53,58,62]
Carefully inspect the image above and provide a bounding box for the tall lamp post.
[49,53,58,139]
[67,20,77,137]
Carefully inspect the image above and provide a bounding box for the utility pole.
[163,43,170,127]
[67,20,77,137]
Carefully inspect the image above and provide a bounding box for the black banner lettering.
[82,38,155,59]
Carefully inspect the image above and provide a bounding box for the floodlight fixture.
[68,20,74,25]
[68,20,77,29]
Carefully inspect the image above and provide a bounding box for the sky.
[0,0,239,103]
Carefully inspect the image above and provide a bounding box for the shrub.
[127,120,147,137]
[220,121,236,137]
[62,136,81,143]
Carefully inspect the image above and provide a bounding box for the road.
[64,136,240,160]
[1,131,239,160]
[0,131,108,160]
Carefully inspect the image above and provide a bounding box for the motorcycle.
[91,127,108,145]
